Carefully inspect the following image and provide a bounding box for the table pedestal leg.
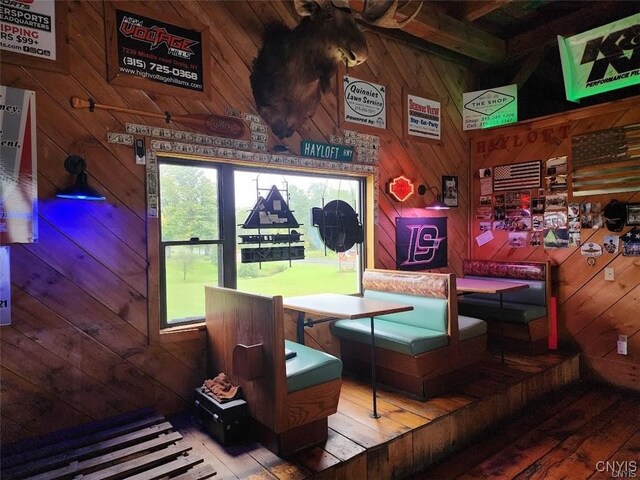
[297,312,305,345]
[500,293,505,364]
[370,316,379,419]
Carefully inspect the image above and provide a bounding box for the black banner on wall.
[113,8,205,92]
[396,217,448,270]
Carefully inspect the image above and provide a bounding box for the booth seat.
[284,339,342,393]
[205,287,342,456]
[331,269,487,400]
[457,259,552,354]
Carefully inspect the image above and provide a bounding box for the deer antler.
[360,0,422,28]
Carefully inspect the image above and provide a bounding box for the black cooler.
[194,387,250,445]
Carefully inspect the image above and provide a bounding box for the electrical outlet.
[604,267,615,281]
[617,335,628,355]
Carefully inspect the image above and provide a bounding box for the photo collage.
[475,156,639,254]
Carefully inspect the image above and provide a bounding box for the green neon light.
[558,13,640,102]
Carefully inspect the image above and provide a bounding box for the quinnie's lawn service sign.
[343,75,386,130]
[558,13,640,102]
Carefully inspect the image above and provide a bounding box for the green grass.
[165,256,357,322]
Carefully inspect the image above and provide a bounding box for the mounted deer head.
[250,0,421,139]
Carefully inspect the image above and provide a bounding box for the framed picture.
[337,68,388,135]
[0,0,69,74]
[442,175,458,207]
[396,217,447,270]
[626,204,640,225]
[104,1,211,99]
[403,88,442,143]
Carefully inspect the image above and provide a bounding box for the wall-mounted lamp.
[56,155,106,201]
[417,184,449,210]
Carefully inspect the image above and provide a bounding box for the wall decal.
[396,217,447,270]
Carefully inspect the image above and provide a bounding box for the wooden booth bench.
[205,286,342,456]
[457,259,552,355]
[330,269,487,400]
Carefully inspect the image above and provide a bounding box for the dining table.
[456,277,530,363]
[283,293,413,419]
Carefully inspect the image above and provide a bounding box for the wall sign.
[341,75,386,130]
[300,140,354,162]
[396,217,447,270]
[463,85,517,131]
[105,2,210,98]
[388,175,414,202]
[0,85,38,244]
[0,246,9,326]
[0,0,68,73]
[474,124,570,155]
[404,92,441,141]
[558,13,640,102]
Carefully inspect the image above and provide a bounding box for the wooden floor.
[168,350,590,479]
[415,381,640,480]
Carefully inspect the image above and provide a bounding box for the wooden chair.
[205,286,342,456]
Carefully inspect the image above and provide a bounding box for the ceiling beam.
[506,0,636,60]
[510,46,550,89]
[457,0,513,22]
[350,0,506,63]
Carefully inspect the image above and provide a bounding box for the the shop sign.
[462,85,517,131]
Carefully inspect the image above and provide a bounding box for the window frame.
[157,158,228,329]
[150,153,374,339]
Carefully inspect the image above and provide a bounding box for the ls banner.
[396,217,447,271]
[0,86,38,244]
[558,13,640,102]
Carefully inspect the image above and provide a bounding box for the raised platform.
[171,350,580,479]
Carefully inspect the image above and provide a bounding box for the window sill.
[158,321,206,344]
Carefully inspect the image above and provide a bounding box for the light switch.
[604,267,615,281]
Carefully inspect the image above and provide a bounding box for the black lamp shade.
[56,156,106,201]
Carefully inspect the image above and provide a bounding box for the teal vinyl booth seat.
[331,269,487,400]
[284,339,342,392]
[206,286,342,456]
[457,259,552,354]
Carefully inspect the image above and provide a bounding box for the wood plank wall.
[0,0,471,444]
[468,96,640,392]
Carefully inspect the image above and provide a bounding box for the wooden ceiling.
[352,0,639,120]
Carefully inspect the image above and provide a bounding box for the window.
[159,161,222,328]
[158,159,366,328]
[235,169,364,297]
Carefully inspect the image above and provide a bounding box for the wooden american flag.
[493,160,541,191]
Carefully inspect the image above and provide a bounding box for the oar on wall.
[70,96,246,139]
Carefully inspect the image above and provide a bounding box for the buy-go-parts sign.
[558,13,640,102]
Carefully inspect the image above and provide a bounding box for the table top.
[457,277,529,294]
[283,293,413,319]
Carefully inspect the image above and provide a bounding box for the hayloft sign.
[474,125,571,155]
[300,140,353,162]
